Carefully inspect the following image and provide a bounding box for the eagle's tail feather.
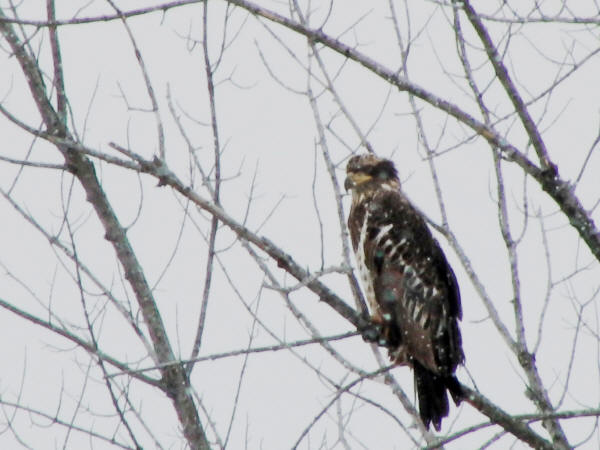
[445,373,463,406]
[413,361,462,431]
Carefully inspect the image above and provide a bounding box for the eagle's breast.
[356,209,376,312]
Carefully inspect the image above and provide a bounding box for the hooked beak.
[344,172,372,191]
[344,176,354,191]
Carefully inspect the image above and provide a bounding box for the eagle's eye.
[373,160,397,181]
[377,170,390,180]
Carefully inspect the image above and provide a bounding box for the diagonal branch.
[110,149,373,334]
[3,0,598,266]
[459,0,552,169]
[103,148,561,450]
[459,384,555,450]
[219,0,600,267]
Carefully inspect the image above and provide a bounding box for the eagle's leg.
[359,313,383,343]
[367,312,411,368]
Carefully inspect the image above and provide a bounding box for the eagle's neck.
[350,179,400,208]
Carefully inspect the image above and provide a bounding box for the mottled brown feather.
[346,154,464,431]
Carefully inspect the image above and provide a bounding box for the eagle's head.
[344,154,400,198]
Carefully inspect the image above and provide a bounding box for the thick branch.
[46,0,67,123]
[460,385,555,450]
[0,14,210,450]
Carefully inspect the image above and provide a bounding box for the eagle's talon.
[361,324,381,343]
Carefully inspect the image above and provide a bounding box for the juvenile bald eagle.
[345,154,464,431]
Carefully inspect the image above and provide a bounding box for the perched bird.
[345,153,464,431]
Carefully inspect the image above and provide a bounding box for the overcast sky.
[1,1,600,449]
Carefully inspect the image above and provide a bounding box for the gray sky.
[1,1,600,448]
